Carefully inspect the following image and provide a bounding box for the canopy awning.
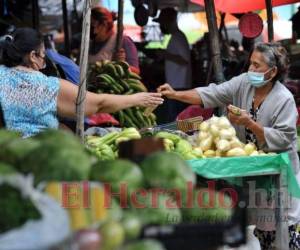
[190,0,299,13]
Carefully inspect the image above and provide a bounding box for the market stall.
[1,112,300,249]
[1,1,300,249]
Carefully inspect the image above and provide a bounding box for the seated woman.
[0,28,163,137]
[158,42,300,249]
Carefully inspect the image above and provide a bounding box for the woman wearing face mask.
[158,42,300,249]
[89,6,140,74]
[0,28,163,138]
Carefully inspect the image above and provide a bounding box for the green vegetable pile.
[155,131,202,160]
[90,159,144,195]
[0,128,233,248]
[88,60,156,128]
[85,128,141,160]
[21,130,92,184]
[141,151,196,191]
[0,129,92,184]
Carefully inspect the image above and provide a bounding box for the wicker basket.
[151,116,203,133]
[176,116,203,132]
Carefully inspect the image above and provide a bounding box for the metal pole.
[115,0,124,53]
[219,12,228,42]
[204,0,225,83]
[32,0,39,31]
[76,0,92,141]
[265,0,274,42]
[62,0,71,56]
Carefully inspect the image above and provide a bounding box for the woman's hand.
[227,105,266,144]
[132,92,164,107]
[114,48,126,61]
[227,107,252,127]
[157,83,176,99]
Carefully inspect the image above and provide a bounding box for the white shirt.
[165,30,192,89]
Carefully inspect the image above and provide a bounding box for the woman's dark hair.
[91,6,117,32]
[0,27,43,67]
[253,42,289,82]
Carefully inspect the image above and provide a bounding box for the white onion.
[198,131,210,141]
[230,137,244,149]
[244,143,256,155]
[200,136,213,151]
[204,150,216,158]
[219,128,235,140]
[199,121,209,132]
[214,137,220,144]
[210,124,220,137]
[216,139,231,152]
[209,116,219,125]
[217,117,231,129]
[226,148,246,157]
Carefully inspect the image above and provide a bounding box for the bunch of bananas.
[88,60,157,129]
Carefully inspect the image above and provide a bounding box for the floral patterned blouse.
[245,99,262,147]
[0,65,60,137]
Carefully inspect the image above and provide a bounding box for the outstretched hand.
[157,83,176,99]
[133,92,164,107]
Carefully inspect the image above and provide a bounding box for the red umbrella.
[191,0,299,13]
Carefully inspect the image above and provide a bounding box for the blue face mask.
[247,68,273,88]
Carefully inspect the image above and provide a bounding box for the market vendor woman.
[0,28,163,137]
[89,6,140,74]
[158,42,300,249]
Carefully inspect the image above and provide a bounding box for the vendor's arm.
[57,79,163,118]
[157,73,244,107]
[157,84,202,105]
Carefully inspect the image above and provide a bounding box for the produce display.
[84,116,275,162]
[134,192,183,225]
[90,159,144,194]
[140,151,196,191]
[194,116,275,158]
[154,131,202,160]
[20,130,92,184]
[0,123,278,249]
[45,182,107,231]
[88,60,157,129]
[121,213,142,240]
[85,127,141,160]
[100,220,125,250]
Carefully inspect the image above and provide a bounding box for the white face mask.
[247,68,273,88]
